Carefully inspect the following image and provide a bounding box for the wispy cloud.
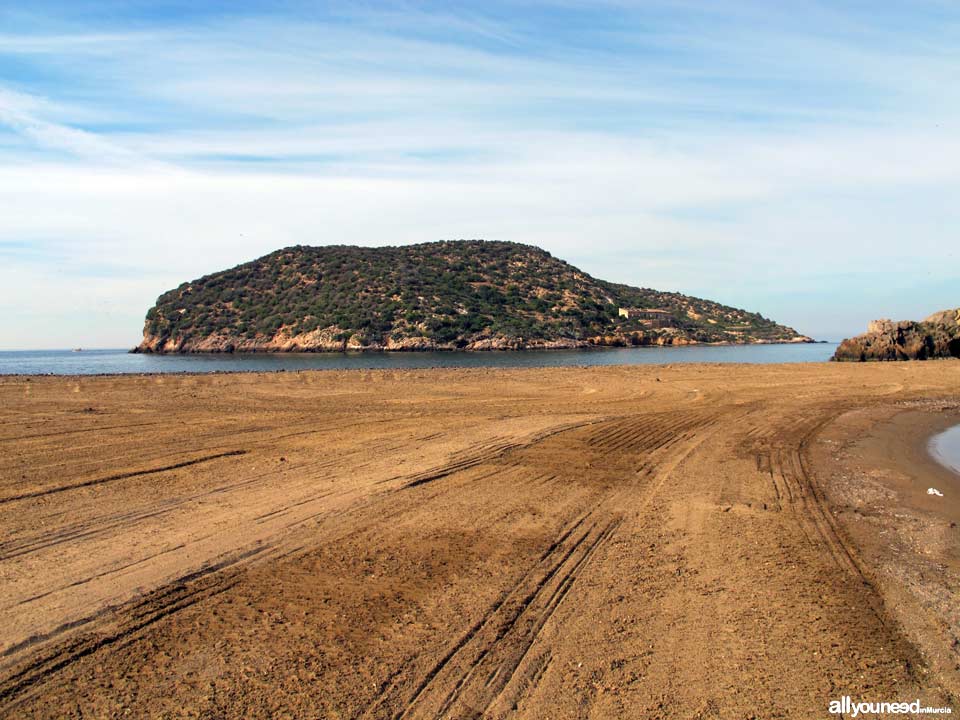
[0,86,164,166]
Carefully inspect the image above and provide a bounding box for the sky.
[0,0,957,349]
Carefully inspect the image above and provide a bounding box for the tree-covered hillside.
[137,240,810,352]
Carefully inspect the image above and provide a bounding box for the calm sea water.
[0,343,837,375]
[930,424,960,476]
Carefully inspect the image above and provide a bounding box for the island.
[134,240,812,353]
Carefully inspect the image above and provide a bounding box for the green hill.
[135,240,811,353]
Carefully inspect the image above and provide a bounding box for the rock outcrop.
[832,309,960,361]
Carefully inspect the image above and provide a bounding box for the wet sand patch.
[813,403,960,701]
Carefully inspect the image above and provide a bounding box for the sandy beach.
[1,362,958,718]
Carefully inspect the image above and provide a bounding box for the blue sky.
[0,1,957,348]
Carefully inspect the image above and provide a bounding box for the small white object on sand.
[927,488,944,497]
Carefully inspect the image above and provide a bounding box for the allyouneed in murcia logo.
[829,696,953,716]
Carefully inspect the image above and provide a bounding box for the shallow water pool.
[929,424,960,476]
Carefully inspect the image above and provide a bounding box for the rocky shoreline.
[833,309,960,362]
[133,331,815,354]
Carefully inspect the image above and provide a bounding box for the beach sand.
[0,362,958,718]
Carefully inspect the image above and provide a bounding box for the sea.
[0,343,838,375]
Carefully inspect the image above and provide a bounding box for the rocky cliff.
[135,240,812,353]
[832,309,960,361]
